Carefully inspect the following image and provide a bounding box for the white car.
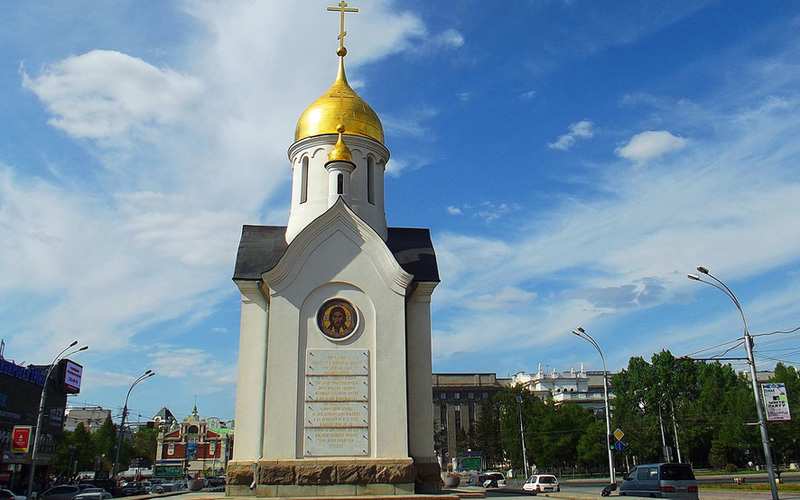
[72,489,112,500]
[0,489,25,500]
[523,474,560,492]
[480,472,507,488]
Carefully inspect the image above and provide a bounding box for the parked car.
[205,476,226,487]
[39,485,91,500]
[619,463,698,499]
[72,488,112,500]
[480,472,507,488]
[465,472,506,488]
[523,474,560,492]
[121,481,151,496]
[0,489,25,500]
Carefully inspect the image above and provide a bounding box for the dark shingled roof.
[233,225,439,283]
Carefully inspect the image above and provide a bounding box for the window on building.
[337,173,344,194]
[454,392,460,399]
[300,157,309,203]
[440,392,447,400]
[367,157,375,204]
[468,392,474,399]
[167,443,174,456]
[483,392,489,399]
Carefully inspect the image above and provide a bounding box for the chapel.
[227,4,441,497]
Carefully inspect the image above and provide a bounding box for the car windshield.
[661,464,695,480]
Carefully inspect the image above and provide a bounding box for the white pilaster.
[232,280,268,461]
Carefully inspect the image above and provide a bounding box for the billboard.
[62,360,83,394]
[762,383,791,422]
[11,426,32,453]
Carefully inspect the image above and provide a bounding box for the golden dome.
[328,124,353,162]
[295,54,384,144]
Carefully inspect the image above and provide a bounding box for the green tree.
[496,387,538,472]
[128,426,159,469]
[577,418,607,469]
[475,398,503,468]
[612,351,702,464]
[70,423,96,473]
[92,416,117,471]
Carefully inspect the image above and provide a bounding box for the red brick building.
[154,407,232,478]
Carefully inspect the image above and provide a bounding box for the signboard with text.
[62,360,83,393]
[762,383,791,421]
[11,426,32,453]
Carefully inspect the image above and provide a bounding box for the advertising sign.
[11,426,32,453]
[762,383,791,421]
[62,360,83,394]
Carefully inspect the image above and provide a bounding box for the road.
[467,472,800,499]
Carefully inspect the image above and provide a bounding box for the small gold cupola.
[294,20,384,144]
[328,123,354,163]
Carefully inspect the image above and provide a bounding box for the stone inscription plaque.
[304,349,369,457]
[304,428,369,456]
[306,402,368,427]
[306,375,368,401]
[306,349,368,375]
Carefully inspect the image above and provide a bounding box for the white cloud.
[469,286,537,312]
[2,2,429,368]
[431,77,800,367]
[435,29,465,49]
[22,50,205,142]
[520,90,537,100]
[443,202,520,222]
[615,130,689,165]
[547,120,594,150]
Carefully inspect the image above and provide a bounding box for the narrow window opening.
[367,157,375,204]
[337,173,344,195]
[300,157,309,203]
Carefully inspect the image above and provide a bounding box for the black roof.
[233,225,439,283]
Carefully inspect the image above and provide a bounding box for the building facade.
[64,407,111,432]
[432,373,509,464]
[0,356,79,493]
[154,407,232,479]
[511,364,613,417]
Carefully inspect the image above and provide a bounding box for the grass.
[701,483,800,493]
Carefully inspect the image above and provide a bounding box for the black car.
[121,482,150,496]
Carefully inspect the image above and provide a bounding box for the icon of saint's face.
[329,307,346,332]
[318,299,357,340]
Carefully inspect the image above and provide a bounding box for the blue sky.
[2,1,800,424]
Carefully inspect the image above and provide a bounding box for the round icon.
[317,298,358,340]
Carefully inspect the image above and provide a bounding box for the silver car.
[620,463,698,499]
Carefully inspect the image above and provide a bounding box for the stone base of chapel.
[225,458,442,497]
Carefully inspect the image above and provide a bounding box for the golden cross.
[327,1,358,48]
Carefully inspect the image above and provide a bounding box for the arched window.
[300,157,309,203]
[337,173,344,195]
[367,157,375,204]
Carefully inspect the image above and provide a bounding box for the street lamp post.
[572,327,615,486]
[112,370,155,482]
[27,341,89,500]
[515,395,529,478]
[688,266,779,500]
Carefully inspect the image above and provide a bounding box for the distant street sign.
[613,428,625,441]
[614,441,626,452]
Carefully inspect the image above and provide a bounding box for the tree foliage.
[494,386,599,474]
[52,419,159,478]
[612,350,761,469]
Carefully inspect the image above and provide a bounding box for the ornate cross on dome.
[327,1,358,49]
